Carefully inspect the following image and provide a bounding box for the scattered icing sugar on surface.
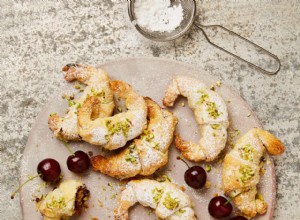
[134,0,184,33]
[91,127,108,144]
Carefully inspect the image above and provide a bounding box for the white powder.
[134,0,184,33]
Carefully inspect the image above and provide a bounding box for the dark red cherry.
[11,158,62,199]
[37,158,61,183]
[184,166,207,189]
[67,151,90,173]
[208,196,232,218]
[230,216,247,220]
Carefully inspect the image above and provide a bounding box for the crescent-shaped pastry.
[91,97,177,179]
[222,128,285,218]
[78,80,147,150]
[38,179,90,220]
[48,64,114,141]
[163,76,229,162]
[114,179,196,220]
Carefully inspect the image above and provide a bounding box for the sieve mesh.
[128,0,196,42]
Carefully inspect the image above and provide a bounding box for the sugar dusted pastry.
[163,76,229,162]
[91,97,177,179]
[48,64,114,141]
[78,80,147,150]
[222,128,285,218]
[38,180,89,220]
[114,179,196,220]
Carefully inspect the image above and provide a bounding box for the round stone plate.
[20,57,275,220]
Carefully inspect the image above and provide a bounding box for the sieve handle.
[194,23,281,75]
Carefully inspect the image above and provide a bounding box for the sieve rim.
[128,0,197,42]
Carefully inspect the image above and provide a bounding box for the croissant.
[114,179,196,220]
[222,128,285,218]
[163,76,229,162]
[91,97,177,179]
[78,80,148,150]
[48,64,114,141]
[38,180,89,220]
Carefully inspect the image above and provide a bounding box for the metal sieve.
[128,0,281,75]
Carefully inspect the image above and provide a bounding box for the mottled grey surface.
[0,0,299,219]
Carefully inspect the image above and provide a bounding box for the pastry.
[91,97,177,179]
[114,179,196,220]
[48,64,114,141]
[78,80,147,150]
[37,179,89,220]
[163,76,229,162]
[222,128,285,218]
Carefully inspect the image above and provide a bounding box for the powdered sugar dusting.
[134,0,184,33]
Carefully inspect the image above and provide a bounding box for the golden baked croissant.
[163,76,229,162]
[77,80,148,150]
[48,64,114,141]
[91,97,177,179]
[222,128,285,218]
[114,179,196,220]
[38,180,89,220]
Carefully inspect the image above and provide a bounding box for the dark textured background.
[0,0,299,219]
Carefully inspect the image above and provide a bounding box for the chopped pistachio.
[125,155,137,163]
[163,192,179,210]
[257,193,264,201]
[79,89,84,93]
[205,164,211,172]
[156,175,172,183]
[46,197,66,209]
[211,124,220,129]
[49,113,57,117]
[67,99,76,107]
[117,107,122,112]
[175,209,186,215]
[105,119,131,138]
[142,129,154,142]
[216,81,222,87]
[266,160,271,165]
[110,193,117,199]
[76,103,82,109]
[153,143,160,150]
[206,101,221,119]
[239,165,255,183]
[74,84,81,89]
[129,143,135,149]
[239,144,256,162]
[197,92,209,105]
[152,187,164,205]
[210,85,215,91]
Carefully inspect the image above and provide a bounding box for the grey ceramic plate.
[20,57,275,220]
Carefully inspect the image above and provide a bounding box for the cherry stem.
[176,156,190,169]
[62,141,75,155]
[11,174,40,199]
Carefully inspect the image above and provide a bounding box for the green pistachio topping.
[46,197,66,209]
[152,187,164,205]
[239,165,255,183]
[125,155,137,163]
[175,209,186,215]
[239,144,256,162]
[211,124,220,129]
[206,101,221,119]
[142,129,154,142]
[163,192,179,210]
[205,164,211,172]
[105,119,131,139]
[197,90,209,105]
